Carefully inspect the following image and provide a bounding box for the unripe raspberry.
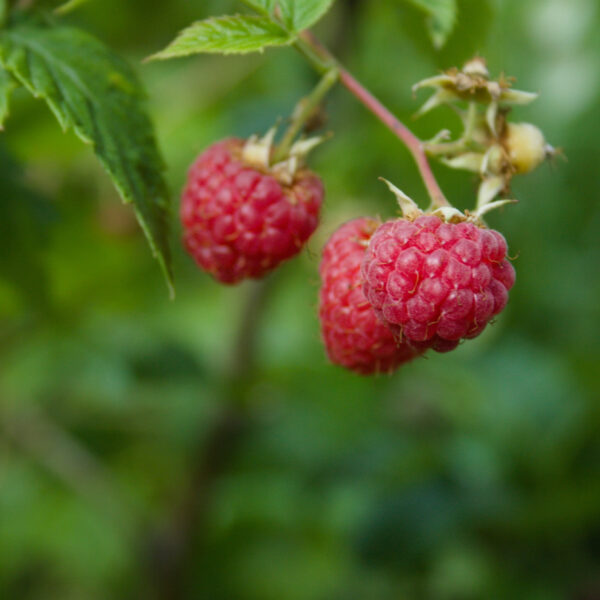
[181,138,323,284]
[319,218,422,374]
[361,214,515,353]
[503,122,547,174]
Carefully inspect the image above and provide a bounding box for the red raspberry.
[361,215,516,353]
[181,138,323,284]
[319,218,422,375]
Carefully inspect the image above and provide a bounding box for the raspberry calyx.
[361,181,516,353]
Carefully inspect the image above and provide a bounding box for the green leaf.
[405,0,457,48]
[240,0,278,17]
[0,0,7,26]
[150,15,293,59]
[0,68,16,129]
[241,0,335,31]
[0,22,174,295]
[277,0,336,32]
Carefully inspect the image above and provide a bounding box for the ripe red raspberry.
[361,215,515,353]
[181,138,323,284]
[319,218,422,375]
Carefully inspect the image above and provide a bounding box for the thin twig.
[295,32,449,208]
[272,68,339,164]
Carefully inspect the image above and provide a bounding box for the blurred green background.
[1,0,600,598]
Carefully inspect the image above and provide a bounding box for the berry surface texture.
[319,218,421,375]
[182,139,323,284]
[362,215,516,353]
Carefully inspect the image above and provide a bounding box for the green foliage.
[151,15,293,59]
[1,0,600,599]
[240,0,279,17]
[276,0,336,32]
[0,19,173,294]
[55,0,93,16]
[0,144,53,303]
[241,0,336,31]
[0,67,15,127]
[152,0,336,60]
[403,0,457,48]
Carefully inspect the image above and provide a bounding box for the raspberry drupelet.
[181,138,323,284]
[319,218,422,374]
[361,214,515,353]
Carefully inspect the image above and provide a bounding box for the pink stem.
[339,69,449,207]
[298,32,449,208]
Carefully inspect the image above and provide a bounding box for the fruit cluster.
[181,58,550,375]
[318,217,422,375]
[318,193,515,374]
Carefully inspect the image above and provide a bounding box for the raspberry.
[361,214,515,353]
[181,138,323,284]
[319,218,421,375]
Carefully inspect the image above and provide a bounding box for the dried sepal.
[242,127,277,169]
[440,152,484,173]
[431,206,467,223]
[426,129,452,144]
[486,101,499,136]
[380,178,422,220]
[413,89,457,118]
[500,89,539,105]
[288,134,329,159]
[474,198,518,220]
[477,175,506,210]
[270,134,328,184]
[413,56,539,113]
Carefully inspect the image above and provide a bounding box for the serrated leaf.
[0,22,174,295]
[277,0,336,32]
[150,15,293,59]
[0,68,16,129]
[240,0,278,17]
[405,0,457,48]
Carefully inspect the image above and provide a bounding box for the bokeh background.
[1,0,600,598]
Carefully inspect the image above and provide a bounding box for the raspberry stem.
[272,68,339,164]
[294,32,450,208]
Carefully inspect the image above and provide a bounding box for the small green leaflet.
[0,68,16,129]
[241,0,336,32]
[277,0,336,32]
[240,0,278,17]
[150,15,292,59]
[405,0,457,48]
[0,22,173,294]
